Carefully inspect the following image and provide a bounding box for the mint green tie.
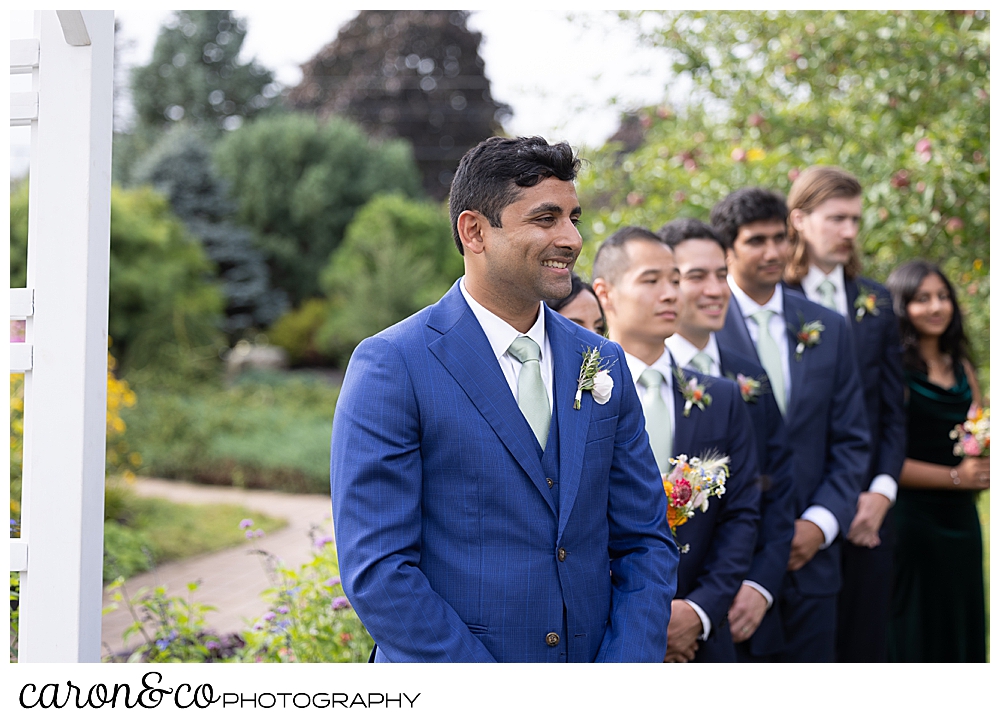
[750,309,787,416]
[690,351,713,375]
[508,336,550,450]
[639,368,673,473]
[817,279,838,311]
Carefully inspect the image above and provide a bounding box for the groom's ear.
[457,210,488,256]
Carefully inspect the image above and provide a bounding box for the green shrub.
[267,298,334,366]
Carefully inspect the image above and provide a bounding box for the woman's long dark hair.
[885,259,972,374]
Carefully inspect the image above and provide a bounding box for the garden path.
[100,477,333,658]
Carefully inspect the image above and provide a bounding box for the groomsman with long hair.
[782,166,906,663]
[712,187,870,662]
[592,226,761,663]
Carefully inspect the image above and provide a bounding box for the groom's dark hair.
[448,136,582,254]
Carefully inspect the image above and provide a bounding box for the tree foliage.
[576,10,989,363]
[288,10,511,199]
[133,125,288,337]
[213,113,423,305]
[10,183,225,371]
[130,10,279,134]
[314,193,462,363]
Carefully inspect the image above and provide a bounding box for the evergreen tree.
[130,10,279,134]
[288,10,511,199]
[133,126,289,336]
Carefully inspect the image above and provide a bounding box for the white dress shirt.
[802,265,899,504]
[460,277,554,411]
[665,333,721,377]
[727,277,839,548]
[624,348,713,640]
[802,263,849,317]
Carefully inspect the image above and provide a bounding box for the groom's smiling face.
[481,176,583,306]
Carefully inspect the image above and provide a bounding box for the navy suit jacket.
[330,282,679,662]
[716,287,870,596]
[716,347,797,656]
[665,357,760,659]
[784,277,906,487]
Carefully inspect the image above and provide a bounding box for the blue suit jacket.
[784,277,906,487]
[330,283,679,662]
[716,347,797,656]
[666,357,760,660]
[716,287,870,596]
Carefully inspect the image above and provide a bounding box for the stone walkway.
[101,478,333,657]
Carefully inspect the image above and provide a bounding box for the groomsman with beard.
[782,166,906,663]
[658,218,797,661]
[592,226,760,663]
[712,188,870,663]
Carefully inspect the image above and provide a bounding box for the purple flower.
[239,519,254,529]
[252,622,263,631]
[245,530,254,539]
[325,577,342,587]
[254,529,265,538]
[331,596,351,611]
[155,638,170,651]
[206,640,220,650]
[277,605,289,614]
[263,611,276,622]
[314,535,334,548]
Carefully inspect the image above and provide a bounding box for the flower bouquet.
[950,405,989,457]
[662,452,730,552]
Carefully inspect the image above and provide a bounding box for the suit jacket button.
[546,632,560,647]
[557,547,567,562]
[546,477,554,488]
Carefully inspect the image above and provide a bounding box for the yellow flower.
[746,148,766,162]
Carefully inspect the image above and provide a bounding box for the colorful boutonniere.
[727,372,764,403]
[674,367,712,416]
[575,345,615,409]
[853,285,886,322]
[791,318,825,361]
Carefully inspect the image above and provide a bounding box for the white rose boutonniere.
[575,345,616,409]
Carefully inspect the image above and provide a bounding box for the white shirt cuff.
[742,580,774,609]
[801,505,839,549]
[683,599,711,641]
[868,474,898,504]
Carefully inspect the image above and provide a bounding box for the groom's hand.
[728,584,768,643]
[787,519,824,571]
[664,600,702,662]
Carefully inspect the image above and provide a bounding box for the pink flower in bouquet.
[962,436,982,457]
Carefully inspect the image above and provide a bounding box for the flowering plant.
[853,285,886,322]
[950,406,990,458]
[662,453,730,553]
[674,367,712,416]
[792,318,825,360]
[728,372,764,403]
[575,344,615,409]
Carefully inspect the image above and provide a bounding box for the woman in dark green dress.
[885,261,988,662]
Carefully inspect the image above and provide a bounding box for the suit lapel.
[669,355,697,456]
[722,294,757,360]
[549,310,591,536]
[782,289,809,413]
[844,276,860,343]
[427,286,555,516]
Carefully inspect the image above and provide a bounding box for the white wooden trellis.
[10,10,114,663]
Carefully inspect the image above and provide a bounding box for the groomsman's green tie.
[750,309,787,415]
[690,351,713,375]
[818,278,838,311]
[639,368,672,473]
[508,336,550,450]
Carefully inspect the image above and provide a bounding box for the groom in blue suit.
[330,137,679,662]
[712,188,870,662]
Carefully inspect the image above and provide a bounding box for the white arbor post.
[11,10,114,663]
